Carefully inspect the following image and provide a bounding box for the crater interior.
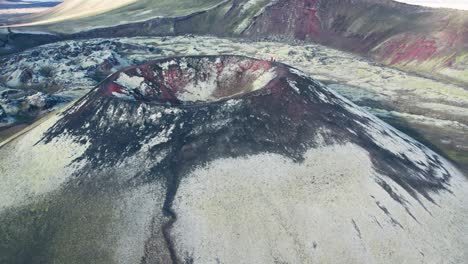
[102,56,283,104]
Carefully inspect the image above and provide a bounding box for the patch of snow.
[223,99,242,109]
[251,67,276,91]
[25,92,47,108]
[111,92,134,101]
[115,72,145,90]
[176,76,218,103]
[144,124,175,149]
[5,69,23,87]
[286,79,300,93]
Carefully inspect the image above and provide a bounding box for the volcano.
[0,56,466,263]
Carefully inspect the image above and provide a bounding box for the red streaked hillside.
[243,0,468,84]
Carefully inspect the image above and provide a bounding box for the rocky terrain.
[0,55,466,263]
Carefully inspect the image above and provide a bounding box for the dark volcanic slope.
[0,56,466,263]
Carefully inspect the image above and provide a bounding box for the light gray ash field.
[0,56,467,263]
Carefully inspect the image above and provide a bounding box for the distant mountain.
[243,0,468,85]
[4,0,468,85]
[0,0,61,11]
[7,0,227,30]
[395,0,468,10]
[0,0,61,24]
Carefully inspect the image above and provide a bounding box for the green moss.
[0,190,119,264]
[441,148,468,175]
[0,197,58,264]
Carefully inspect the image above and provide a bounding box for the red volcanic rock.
[377,35,438,65]
[99,56,279,104]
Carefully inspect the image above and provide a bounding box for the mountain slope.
[8,0,228,31]
[0,56,467,263]
[14,0,138,27]
[243,0,468,84]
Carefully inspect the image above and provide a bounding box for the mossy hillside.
[0,189,125,264]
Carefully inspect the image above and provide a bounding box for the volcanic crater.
[100,56,284,105]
